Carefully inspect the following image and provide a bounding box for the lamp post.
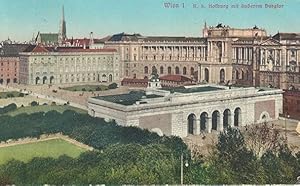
[180,152,189,184]
[285,113,290,141]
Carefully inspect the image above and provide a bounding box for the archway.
[13,78,17,83]
[220,69,225,83]
[205,68,209,82]
[35,77,40,85]
[234,107,242,126]
[175,66,180,74]
[42,76,47,84]
[200,112,208,131]
[223,109,231,128]
[50,76,54,84]
[187,114,196,135]
[212,110,220,131]
[108,74,113,82]
[0,79,3,84]
[102,74,107,82]
[6,79,10,84]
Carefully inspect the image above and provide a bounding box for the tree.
[108,83,118,89]
[244,122,286,157]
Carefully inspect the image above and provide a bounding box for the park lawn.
[0,139,87,165]
[0,91,24,99]
[62,84,108,92]
[6,105,87,116]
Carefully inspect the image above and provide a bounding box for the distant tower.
[59,5,67,43]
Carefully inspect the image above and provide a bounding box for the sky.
[0,0,299,42]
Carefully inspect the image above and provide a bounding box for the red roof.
[57,48,116,53]
[23,45,116,53]
[31,45,49,53]
[121,78,148,83]
[159,75,192,82]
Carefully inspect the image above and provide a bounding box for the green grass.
[0,139,87,164]
[0,91,24,99]
[62,85,108,92]
[6,105,87,116]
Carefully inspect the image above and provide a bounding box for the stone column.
[171,46,174,60]
[197,64,201,83]
[260,49,263,65]
[195,119,200,135]
[187,46,189,59]
[219,115,224,131]
[207,117,212,133]
[279,50,281,66]
[274,49,277,65]
[231,113,235,127]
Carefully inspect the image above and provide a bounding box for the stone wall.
[139,113,172,135]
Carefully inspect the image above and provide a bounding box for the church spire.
[59,5,67,44]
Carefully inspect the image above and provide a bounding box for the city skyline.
[1,0,300,42]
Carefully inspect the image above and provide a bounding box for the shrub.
[43,103,48,106]
[0,103,17,114]
[95,87,101,91]
[82,88,86,91]
[30,101,39,106]
[108,83,118,89]
[7,93,14,98]
[18,93,24,97]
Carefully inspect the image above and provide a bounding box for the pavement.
[4,83,134,110]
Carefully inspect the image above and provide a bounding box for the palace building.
[19,45,120,85]
[102,23,300,90]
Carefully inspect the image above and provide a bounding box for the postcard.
[0,0,299,185]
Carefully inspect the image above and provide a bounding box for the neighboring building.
[103,23,267,86]
[283,89,300,120]
[0,56,19,84]
[121,78,148,87]
[88,84,283,137]
[103,24,300,91]
[159,75,193,87]
[19,45,120,85]
[0,43,30,84]
[257,33,300,90]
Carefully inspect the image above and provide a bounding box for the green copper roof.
[40,33,59,43]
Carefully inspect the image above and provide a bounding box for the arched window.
[175,66,180,74]
[183,67,187,75]
[220,69,225,83]
[42,76,47,84]
[234,107,242,127]
[168,66,172,74]
[160,66,164,74]
[35,77,40,85]
[190,67,194,75]
[204,68,209,82]
[109,74,113,82]
[144,66,148,74]
[212,110,220,131]
[187,114,196,135]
